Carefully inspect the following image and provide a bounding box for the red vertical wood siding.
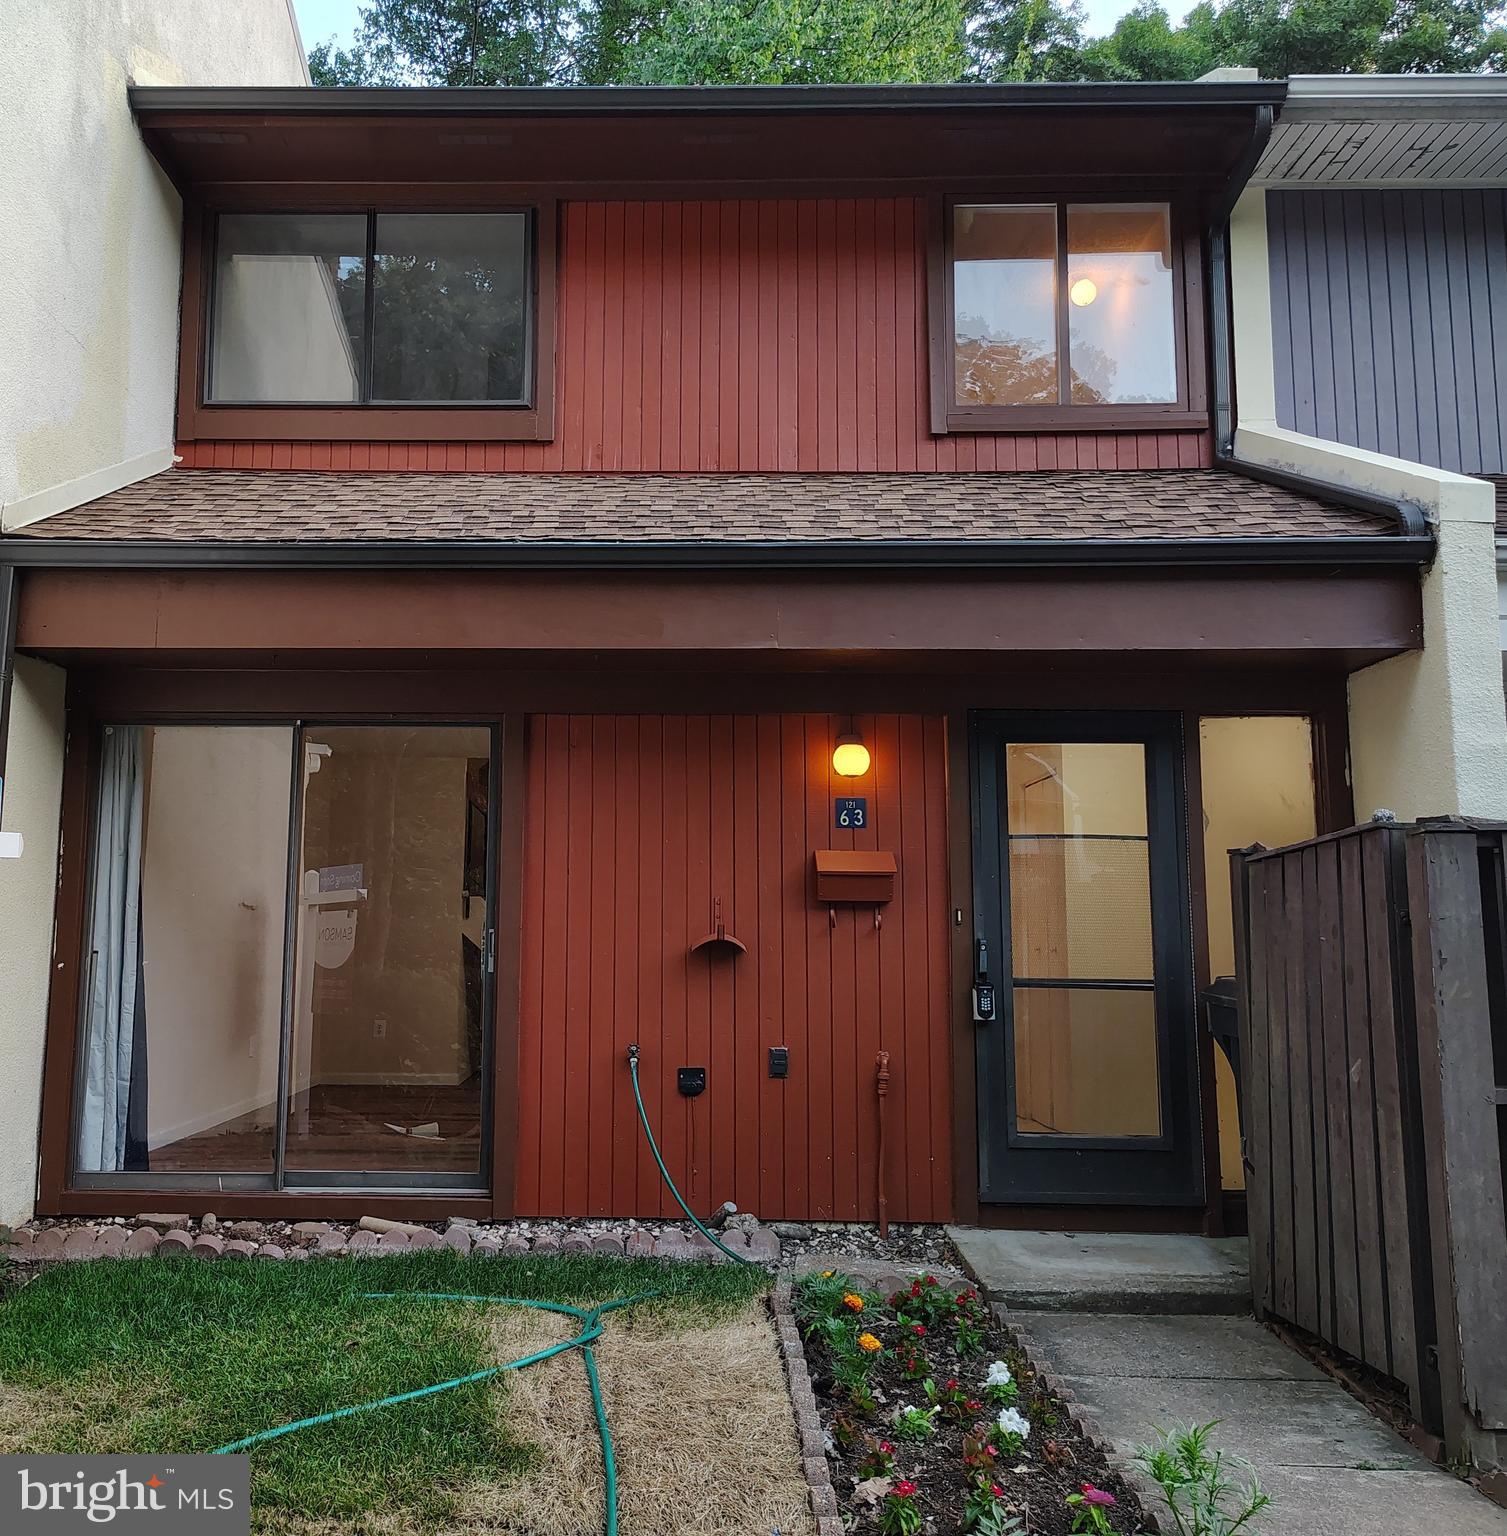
[514,713,953,1222]
[177,197,1211,473]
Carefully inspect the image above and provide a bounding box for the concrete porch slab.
[946,1227,1251,1314]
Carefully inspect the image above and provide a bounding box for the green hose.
[209,1049,752,1531]
[627,1044,753,1266]
[213,1288,658,1536]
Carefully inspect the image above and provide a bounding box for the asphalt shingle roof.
[14,468,1400,544]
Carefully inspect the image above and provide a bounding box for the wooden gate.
[1233,820,1507,1470]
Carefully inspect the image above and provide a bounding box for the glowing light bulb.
[832,734,871,777]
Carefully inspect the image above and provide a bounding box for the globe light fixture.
[832,729,871,778]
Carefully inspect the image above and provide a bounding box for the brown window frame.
[176,201,557,443]
[927,196,1207,436]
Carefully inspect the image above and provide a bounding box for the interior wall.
[1199,715,1317,1190]
[1006,741,1159,1139]
[140,725,291,1151]
[0,656,67,1224]
[299,731,474,1087]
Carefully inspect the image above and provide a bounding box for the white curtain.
[76,726,145,1173]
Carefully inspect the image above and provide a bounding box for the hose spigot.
[627,1043,640,1063]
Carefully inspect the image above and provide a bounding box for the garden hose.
[627,1043,753,1266]
[213,1288,658,1536]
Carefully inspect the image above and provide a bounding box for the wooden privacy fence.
[1232,819,1507,1474]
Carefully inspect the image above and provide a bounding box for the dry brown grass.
[0,1376,168,1455]
[255,1297,813,1536]
[458,1297,814,1536]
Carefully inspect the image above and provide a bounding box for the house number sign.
[834,797,868,829]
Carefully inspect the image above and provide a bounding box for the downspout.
[1206,106,1428,539]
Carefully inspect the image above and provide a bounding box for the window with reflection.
[951,201,1179,413]
[208,210,533,406]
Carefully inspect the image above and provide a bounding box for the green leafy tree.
[968,0,1087,81]
[306,0,1507,86]
[620,0,969,85]
[308,0,579,85]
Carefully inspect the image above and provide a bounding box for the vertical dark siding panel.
[1272,187,1507,474]
[515,713,953,1222]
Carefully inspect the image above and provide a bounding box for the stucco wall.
[0,0,308,530]
[1230,186,1507,820]
[0,1,307,1221]
[0,659,67,1227]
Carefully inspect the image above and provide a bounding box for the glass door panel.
[972,715,1199,1205]
[284,725,492,1183]
[74,725,292,1180]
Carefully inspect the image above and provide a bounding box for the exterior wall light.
[832,729,871,778]
[1069,277,1098,307]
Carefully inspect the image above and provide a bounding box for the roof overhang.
[1254,73,1507,188]
[128,80,1287,202]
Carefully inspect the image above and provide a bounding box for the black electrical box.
[677,1066,707,1097]
[769,1046,789,1079]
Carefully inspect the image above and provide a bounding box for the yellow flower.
[857,1332,883,1353]
[820,1270,836,1279]
[843,1293,865,1312]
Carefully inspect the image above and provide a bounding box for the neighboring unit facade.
[1231,74,1507,786]
[1,72,1499,1234]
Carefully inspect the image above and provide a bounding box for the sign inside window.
[835,797,868,829]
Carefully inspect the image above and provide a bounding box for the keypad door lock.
[972,936,997,1024]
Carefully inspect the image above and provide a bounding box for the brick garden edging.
[1,1216,781,1266]
[999,1306,1165,1534]
[771,1272,844,1536]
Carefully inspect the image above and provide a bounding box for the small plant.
[892,1274,954,1331]
[891,1402,939,1442]
[963,1480,1025,1535]
[984,1359,1019,1407]
[1136,1422,1272,1536]
[926,1375,983,1425]
[894,1338,931,1380]
[947,1286,988,1356]
[962,1428,1002,1476]
[992,1404,1032,1456]
[795,1269,861,1331]
[1066,1483,1118,1534]
[857,1435,897,1478]
[878,1479,923,1536]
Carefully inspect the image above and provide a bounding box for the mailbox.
[813,849,897,904]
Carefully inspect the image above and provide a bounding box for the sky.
[290,0,1198,56]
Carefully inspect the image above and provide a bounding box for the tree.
[306,0,1507,86]
[308,0,580,85]
[623,0,968,85]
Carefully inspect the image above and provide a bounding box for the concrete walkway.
[948,1228,1507,1535]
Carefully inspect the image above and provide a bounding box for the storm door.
[970,713,1201,1205]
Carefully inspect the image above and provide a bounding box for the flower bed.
[795,1269,1142,1536]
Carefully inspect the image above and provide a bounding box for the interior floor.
[148,1081,483,1175]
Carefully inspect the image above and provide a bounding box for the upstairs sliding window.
[207,211,534,407]
[943,200,1192,432]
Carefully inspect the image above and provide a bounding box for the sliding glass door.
[71,721,496,1194]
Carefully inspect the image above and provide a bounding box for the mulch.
[801,1276,1147,1535]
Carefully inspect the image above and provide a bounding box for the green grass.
[0,1250,768,1529]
